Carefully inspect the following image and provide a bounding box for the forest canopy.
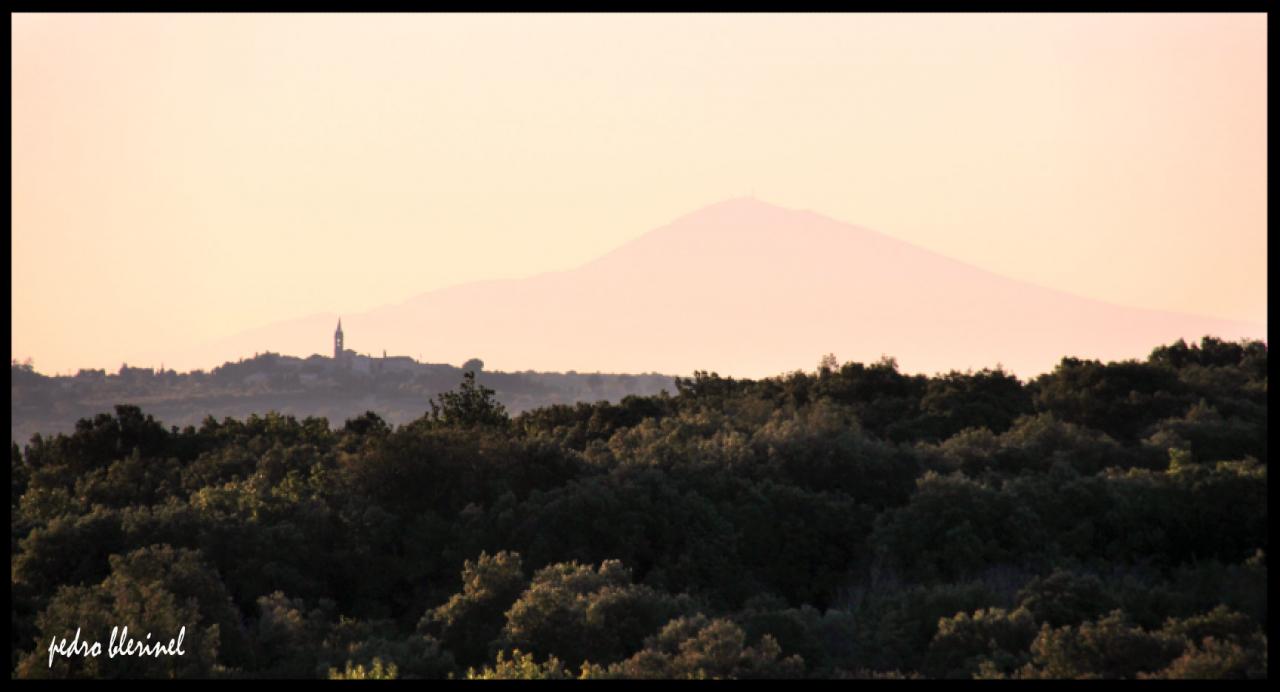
[9,337,1268,679]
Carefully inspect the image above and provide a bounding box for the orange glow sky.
[11,13,1267,375]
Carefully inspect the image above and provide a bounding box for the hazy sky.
[12,13,1267,375]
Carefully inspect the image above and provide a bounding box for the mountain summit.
[172,199,1265,378]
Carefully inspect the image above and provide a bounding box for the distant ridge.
[163,198,1266,378]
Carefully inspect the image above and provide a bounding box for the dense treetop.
[10,337,1267,678]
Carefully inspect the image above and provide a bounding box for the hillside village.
[9,325,674,443]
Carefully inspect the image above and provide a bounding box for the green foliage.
[855,579,1004,673]
[8,338,1267,678]
[871,472,1032,582]
[1143,399,1265,465]
[1015,570,1117,628]
[1145,635,1267,679]
[427,370,509,428]
[1030,358,1192,442]
[16,545,244,678]
[1013,606,1269,679]
[928,412,1153,477]
[733,596,830,672]
[424,550,527,667]
[585,615,804,679]
[924,606,1038,678]
[915,367,1032,439]
[328,657,399,679]
[500,559,692,667]
[1019,610,1184,678]
[466,648,572,679]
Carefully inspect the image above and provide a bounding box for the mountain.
[165,198,1265,378]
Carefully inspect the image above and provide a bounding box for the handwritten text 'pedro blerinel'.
[48,627,186,668]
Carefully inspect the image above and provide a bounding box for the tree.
[328,657,399,679]
[817,354,839,374]
[8,337,1268,679]
[500,559,639,666]
[425,551,528,667]
[467,649,572,679]
[16,545,245,678]
[923,607,1037,678]
[586,615,804,679]
[1019,610,1182,679]
[428,371,508,428]
[1016,570,1117,628]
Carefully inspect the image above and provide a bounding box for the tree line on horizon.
[9,336,1267,678]
[9,353,674,446]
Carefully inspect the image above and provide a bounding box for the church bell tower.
[334,318,344,360]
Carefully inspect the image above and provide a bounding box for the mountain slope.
[167,198,1265,378]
